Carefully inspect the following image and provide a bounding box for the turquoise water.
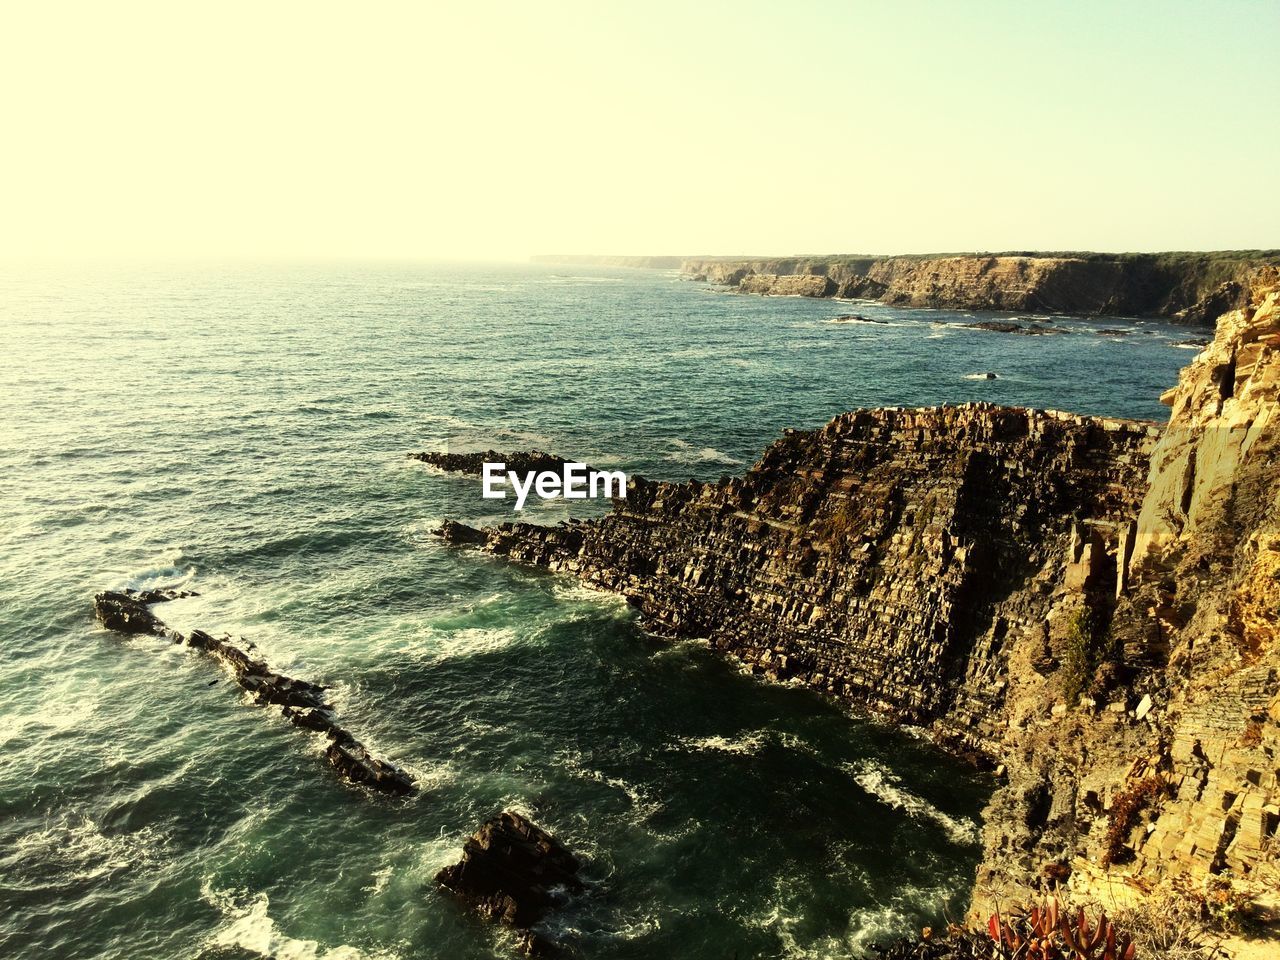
[0,262,1192,959]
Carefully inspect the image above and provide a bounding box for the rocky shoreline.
[93,589,415,795]
[430,283,1280,942]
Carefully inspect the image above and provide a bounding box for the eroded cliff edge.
[683,252,1280,324]
[436,404,1157,764]
[434,284,1280,929]
[973,283,1280,921]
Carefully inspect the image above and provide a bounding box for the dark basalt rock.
[93,588,414,795]
[93,590,168,635]
[436,811,583,950]
[410,449,579,476]
[831,313,887,324]
[435,519,490,546]
[963,321,1065,336]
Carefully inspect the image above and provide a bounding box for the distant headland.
[534,251,1280,324]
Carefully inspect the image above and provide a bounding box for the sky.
[0,1,1276,260]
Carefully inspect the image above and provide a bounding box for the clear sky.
[1,1,1276,260]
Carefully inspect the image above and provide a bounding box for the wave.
[846,760,980,846]
[744,874,957,959]
[674,731,767,755]
[663,438,743,466]
[114,552,197,593]
[14,815,169,883]
[202,883,399,960]
[822,316,912,327]
[428,626,520,662]
[559,750,663,819]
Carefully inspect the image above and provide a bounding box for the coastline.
[437,283,1280,944]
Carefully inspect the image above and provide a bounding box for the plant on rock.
[987,898,1136,960]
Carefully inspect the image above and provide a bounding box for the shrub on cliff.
[1059,609,1096,704]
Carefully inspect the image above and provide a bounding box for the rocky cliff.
[433,284,1280,936]
[682,253,1280,324]
[972,284,1280,925]
[436,404,1157,763]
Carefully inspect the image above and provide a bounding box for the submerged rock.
[830,313,887,324]
[436,811,583,953]
[410,449,577,476]
[963,320,1064,335]
[93,589,414,795]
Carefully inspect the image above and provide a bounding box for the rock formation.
[410,449,578,476]
[430,283,1280,936]
[972,284,1280,923]
[433,404,1157,761]
[93,589,415,795]
[683,253,1280,324]
[436,811,583,956]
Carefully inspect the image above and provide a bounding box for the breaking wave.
[847,760,981,846]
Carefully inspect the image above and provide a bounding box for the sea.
[0,261,1195,959]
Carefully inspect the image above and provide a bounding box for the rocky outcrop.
[427,285,1280,938]
[93,589,414,795]
[410,449,577,476]
[738,273,837,297]
[435,404,1156,761]
[683,253,1280,324]
[436,811,583,956]
[963,321,1065,336]
[972,285,1280,927]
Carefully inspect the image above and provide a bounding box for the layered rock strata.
[973,286,1280,920]
[434,403,1157,761]
[93,589,414,795]
[428,285,1280,933]
[684,254,1280,324]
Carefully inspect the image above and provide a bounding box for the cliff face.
[438,404,1156,761]
[682,253,1280,324]
[433,284,1280,929]
[973,284,1280,918]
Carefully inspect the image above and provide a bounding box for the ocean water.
[0,262,1194,959]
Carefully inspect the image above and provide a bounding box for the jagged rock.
[93,590,414,795]
[436,811,582,949]
[325,739,414,795]
[436,403,1156,760]
[435,519,489,546]
[410,449,577,477]
[94,591,168,635]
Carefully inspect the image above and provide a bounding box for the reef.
[410,449,578,476]
[436,810,583,956]
[431,283,1280,939]
[93,589,414,795]
[682,252,1280,324]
